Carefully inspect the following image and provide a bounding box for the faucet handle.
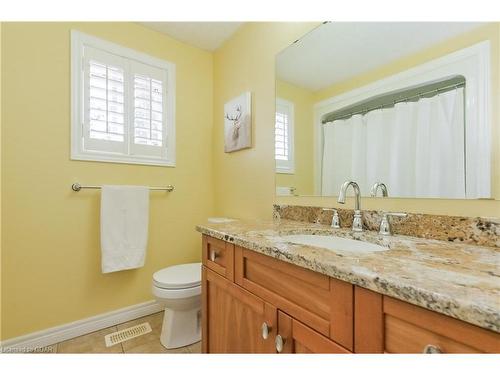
[379,212,407,235]
[322,208,341,228]
[352,209,363,232]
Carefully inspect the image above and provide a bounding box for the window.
[275,98,294,173]
[71,31,176,166]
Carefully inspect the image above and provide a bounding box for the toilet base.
[160,307,201,349]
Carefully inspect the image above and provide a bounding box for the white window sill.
[71,152,176,167]
[276,167,295,174]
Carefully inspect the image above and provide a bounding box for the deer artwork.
[225,104,243,149]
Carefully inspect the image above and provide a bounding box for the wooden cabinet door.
[276,311,350,353]
[202,266,276,353]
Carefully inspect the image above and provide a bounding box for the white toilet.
[152,262,202,349]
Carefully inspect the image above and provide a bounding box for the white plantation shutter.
[275,98,294,173]
[72,31,175,166]
[130,61,168,159]
[134,76,163,146]
[275,111,289,161]
[83,47,128,154]
[88,62,125,142]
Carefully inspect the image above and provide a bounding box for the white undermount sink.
[279,234,387,253]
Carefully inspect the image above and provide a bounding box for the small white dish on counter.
[207,217,236,223]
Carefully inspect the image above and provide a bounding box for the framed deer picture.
[224,92,252,152]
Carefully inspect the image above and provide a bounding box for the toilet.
[152,262,202,349]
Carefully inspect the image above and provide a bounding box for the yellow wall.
[213,22,319,219]
[215,22,500,218]
[0,21,3,342]
[275,80,314,195]
[1,22,214,340]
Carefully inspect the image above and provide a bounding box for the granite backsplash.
[273,204,500,248]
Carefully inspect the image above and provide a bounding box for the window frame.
[71,30,176,167]
[275,97,295,174]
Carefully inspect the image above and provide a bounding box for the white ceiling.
[276,22,487,91]
[139,22,243,51]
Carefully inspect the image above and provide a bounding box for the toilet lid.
[153,262,201,289]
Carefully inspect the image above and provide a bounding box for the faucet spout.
[337,181,361,211]
[370,182,388,197]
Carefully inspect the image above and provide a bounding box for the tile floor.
[41,311,201,354]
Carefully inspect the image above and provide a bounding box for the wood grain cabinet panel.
[354,286,500,353]
[202,267,276,353]
[276,311,351,354]
[202,235,234,281]
[234,246,354,350]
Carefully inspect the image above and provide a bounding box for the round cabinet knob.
[209,251,219,262]
[261,322,271,340]
[275,334,285,353]
[423,344,443,354]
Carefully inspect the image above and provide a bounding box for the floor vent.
[104,322,152,347]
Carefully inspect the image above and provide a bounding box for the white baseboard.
[0,300,163,351]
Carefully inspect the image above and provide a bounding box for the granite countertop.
[196,219,500,333]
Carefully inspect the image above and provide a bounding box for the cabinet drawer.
[235,246,353,350]
[202,235,234,281]
[354,287,500,353]
[383,297,500,353]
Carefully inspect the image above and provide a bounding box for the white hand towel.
[100,185,149,273]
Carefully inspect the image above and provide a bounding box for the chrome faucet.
[370,182,388,197]
[337,181,363,232]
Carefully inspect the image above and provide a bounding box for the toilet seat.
[152,284,201,300]
[153,262,201,290]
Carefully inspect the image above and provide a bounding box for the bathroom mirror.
[275,22,496,199]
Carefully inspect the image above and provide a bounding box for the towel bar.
[71,183,174,192]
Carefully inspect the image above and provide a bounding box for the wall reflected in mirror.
[275,22,497,199]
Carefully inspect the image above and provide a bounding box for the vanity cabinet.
[354,287,500,353]
[202,234,354,353]
[201,234,500,354]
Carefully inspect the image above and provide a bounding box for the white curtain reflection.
[321,87,465,198]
